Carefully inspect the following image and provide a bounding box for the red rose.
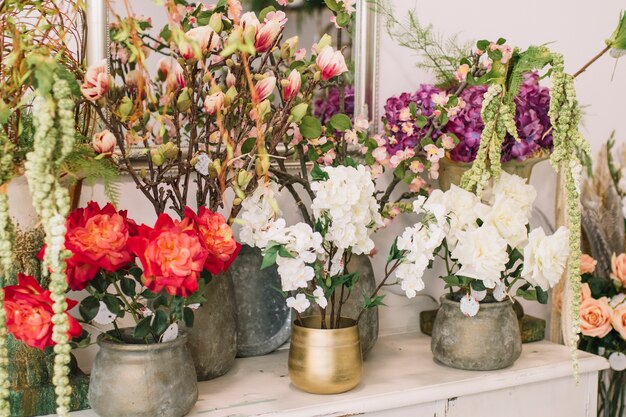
[127,213,208,297]
[182,206,241,275]
[4,274,82,350]
[38,201,137,290]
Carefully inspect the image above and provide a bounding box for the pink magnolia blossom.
[254,76,276,103]
[204,92,224,115]
[179,25,221,60]
[277,0,289,5]
[240,12,260,31]
[81,60,110,101]
[169,61,186,89]
[315,46,348,81]
[255,19,282,53]
[226,72,236,88]
[228,0,242,20]
[282,69,301,101]
[92,130,116,154]
[294,48,306,61]
[157,58,171,81]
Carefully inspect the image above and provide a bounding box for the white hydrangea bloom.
[521,226,569,291]
[310,165,383,254]
[239,180,282,247]
[283,222,323,264]
[276,256,315,291]
[286,293,311,313]
[451,224,508,289]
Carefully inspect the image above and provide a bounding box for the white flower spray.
[24,74,75,417]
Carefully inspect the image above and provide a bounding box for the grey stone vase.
[89,330,198,417]
[304,254,379,357]
[431,296,522,370]
[230,245,292,357]
[187,272,238,380]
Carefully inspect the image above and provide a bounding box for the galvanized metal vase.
[89,330,198,417]
[431,296,522,370]
[187,271,238,381]
[288,316,362,394]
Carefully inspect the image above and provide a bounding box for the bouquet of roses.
[4,201,240,348]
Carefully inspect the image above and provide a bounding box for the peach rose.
[81,60,110,101]
[580,296,613,338]
[611,303,626,340]
[581,282,592,301]
[612,253,626,285]
[580,254,597,275]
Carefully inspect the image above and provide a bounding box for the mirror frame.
[354,0,380,131]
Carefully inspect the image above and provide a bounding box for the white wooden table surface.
[55,332,608,417]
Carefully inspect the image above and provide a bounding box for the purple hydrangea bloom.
[314,86,355,124]
[446,85,488,163]
[382,84,441,154]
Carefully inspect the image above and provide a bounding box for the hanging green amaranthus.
[24,65,77,417]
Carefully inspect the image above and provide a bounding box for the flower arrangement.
[84,0,348,220]
[6,201,239,346]
[237,164,446,328]
[415,172,569,316]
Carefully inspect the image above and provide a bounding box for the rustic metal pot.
[431,296,522,370]
[303,254,379,357]
[288,316,362,394]
[89,330,198,417]
[187,271,238,380]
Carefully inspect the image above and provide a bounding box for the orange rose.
[581,282,592,301]
[128,213,208,297]
[611,253,626,285]
[182,206,241,275]
[580,296,613,338]
[4,274,82,350]
[611,303,626,340]
[579,254,597,275]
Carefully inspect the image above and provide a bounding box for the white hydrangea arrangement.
[426,172,570,317]
[238,164,447,329]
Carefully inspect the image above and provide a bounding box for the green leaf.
[102,294,122,316]
[516,287,537,301]
[134,316,152,339]
[310,164,329,181]
[470,280,486,292]
[535,286,549,304]
[364,294,386,309]
[140,289,158,299]
[129,267,143,279]
[241,137,256,154]
[323,0,341,12]
[183,307,195,328]
[261,246,279,270]
[335,12,351,27]
[258,6,276,21]
[79,296,100,322]
[477,40,490,51]
[152,310,169,336]
[120,277,136,297]
[409,102,417,117]
[393,162,406,180]
[496,37,507,45]
[329,114,352,131]
[387,238,403,262]
[415,115,428,128]
[442,275,462,288]
[152,294,168,311]
[278,246,294,259]
[299,116,323,139]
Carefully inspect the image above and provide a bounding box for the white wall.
[76,1,626,342]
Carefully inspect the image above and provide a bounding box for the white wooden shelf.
[57,331,608,417]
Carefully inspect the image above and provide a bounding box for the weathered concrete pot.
[431,296,522,370]
[187,272,238,380]
[304,254,379,357]
[89,330,198,417]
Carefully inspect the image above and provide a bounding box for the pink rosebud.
[204,91,224,115]
[92,130,116,155]
[315,46,348,80]
[81,60,110,101]
[282,69,301,101]
[173,61,186,89]
[294,48,306,61]
[255,19,281,53]
[254,76,276,103]
[226,72,236,88]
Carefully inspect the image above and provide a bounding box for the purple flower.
[314,86,355,124]
[381,84,441,154]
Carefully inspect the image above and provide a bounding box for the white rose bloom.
[489,172,536,218]
[286,293,311,313]
[276,256,314,291]
[313,287,328,309]
[451,224,508,289]
[521,226,569,291]
[485,196,529,249]
[441,185,489,246]
[421,189,447,226]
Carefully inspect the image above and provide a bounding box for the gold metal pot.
[288,316,362,394]
[438,155,547,191]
